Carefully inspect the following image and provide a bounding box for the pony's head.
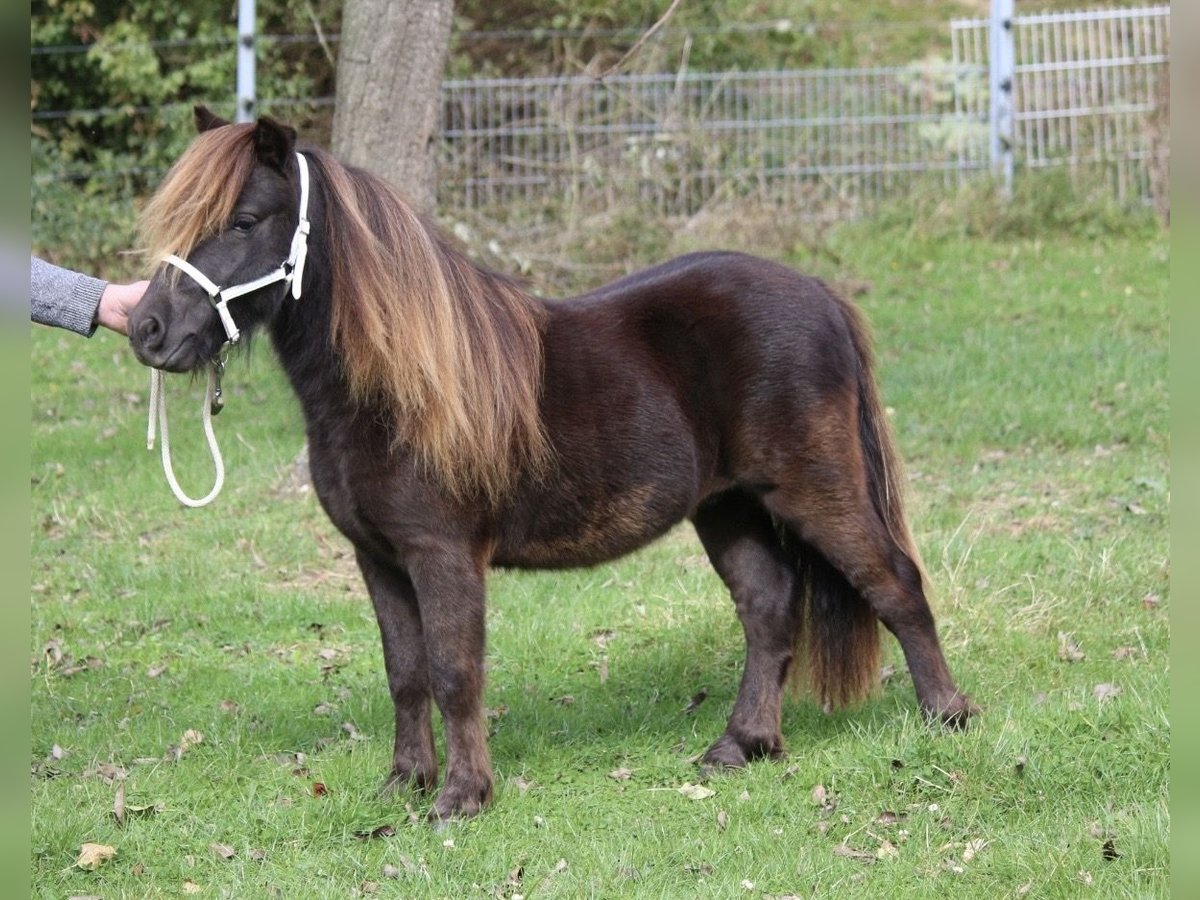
[129,107,303,371]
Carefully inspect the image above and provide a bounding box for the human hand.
[97,280,149,335]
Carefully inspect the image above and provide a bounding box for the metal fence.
[438,64,989,217]
[438,4,1168,217]
[951,4,1169,203]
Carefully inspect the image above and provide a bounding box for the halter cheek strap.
[148,151,311,507]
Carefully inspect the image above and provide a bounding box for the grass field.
[31,223,1168,897]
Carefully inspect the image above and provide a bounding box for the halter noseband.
[163,151,312,345]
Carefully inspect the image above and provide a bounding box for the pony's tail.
[789,291,923,710]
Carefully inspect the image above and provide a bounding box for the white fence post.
[236,0,256,122]
[988,0,1015,196]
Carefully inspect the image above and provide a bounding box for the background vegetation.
[32,0,1158,279]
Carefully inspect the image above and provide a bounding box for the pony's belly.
[497,484,686,569]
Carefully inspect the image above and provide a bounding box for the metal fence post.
[988,0,1014,196]
[236,0,256,122]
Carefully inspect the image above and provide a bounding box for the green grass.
[31,225,1168,897]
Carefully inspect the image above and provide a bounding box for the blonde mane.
[138,130,551,504]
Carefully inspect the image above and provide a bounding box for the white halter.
[147,151,311,507]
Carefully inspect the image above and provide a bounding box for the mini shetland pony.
[129,108,973,820]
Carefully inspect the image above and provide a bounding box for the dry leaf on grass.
[354,825,396,841]
[210,843,236,860]
[75,843,117,871]
[833,843,875,864]
[609,767,633,781]
[183,881,202,894]
[1057,632,1085,662]
[1093,683,1122,702]
[678,783,716,800]
[717,810,730,832]
[962,839,988,862]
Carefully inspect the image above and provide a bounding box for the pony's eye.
[232,215,258,233]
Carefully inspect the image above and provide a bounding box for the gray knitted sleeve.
[31,256,105,336]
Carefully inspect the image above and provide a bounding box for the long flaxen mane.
[139,125,551,504]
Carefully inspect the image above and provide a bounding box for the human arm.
[30,256,148,336]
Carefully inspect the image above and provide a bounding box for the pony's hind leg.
[760,456,973,726]
[692,491,800,768]
[356,550,438,794]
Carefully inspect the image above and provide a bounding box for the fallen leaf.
[75,843,117,871]
[1113,646,1140,660]
[506,864,524,886]
[1102,838,1121,861]
[342,721,368,741]
[354,825,396,841]
[147,663,168,678]
[741,878,755,889]
[879,664,897,684]
[313,781,329,797]
[554,695,575,706]
[678,783,716,800]
[249,849,266,861]
[210,843,236,860]
[683,690,707,714]
[113,783,126,826]
[811,784,828,806]
[1057,632,1085,663]
[533,815,546,828]
[180,729,204,750]
[876,840,899,860]
[510,774,534,794]
[1142,593,1161,610]
[382,864,401,878]
[833,843,875,864]
[962,839,988,862]
[717,810,729,832]
[554,858,568,873]
[609,767,633,781]
[877,810,903,825]
[1093,683,1122,702]
[219,699,240,714]
[183,881,201,895]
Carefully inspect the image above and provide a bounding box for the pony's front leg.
[408,548,494,821]
[356,550,438,795]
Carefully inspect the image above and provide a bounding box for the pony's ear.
[254,116,298,171]
[194,105,231,132]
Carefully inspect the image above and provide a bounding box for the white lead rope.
[147,366,226,508]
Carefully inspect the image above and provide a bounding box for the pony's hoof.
[924,692,978,730]
[378,765,436,798]
[701,731,784,771]
[427,776,493,822]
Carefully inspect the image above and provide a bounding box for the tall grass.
[31,213,1167,897]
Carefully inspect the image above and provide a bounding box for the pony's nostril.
[137,315,164,350]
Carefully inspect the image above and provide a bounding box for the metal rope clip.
[210,356,226,416]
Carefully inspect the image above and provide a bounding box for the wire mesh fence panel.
[438,64,990,218]
[951,5,1169,203]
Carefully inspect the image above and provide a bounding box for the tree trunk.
[331,0,454,214]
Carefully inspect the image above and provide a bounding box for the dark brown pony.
[129,108,973,820]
